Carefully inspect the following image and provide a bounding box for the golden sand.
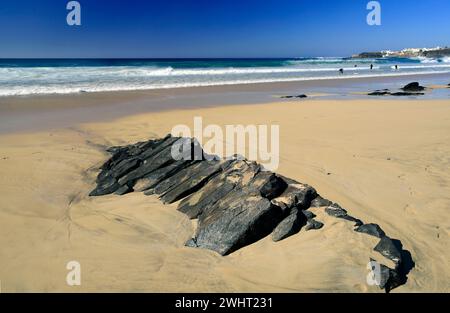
[0,99,449,292]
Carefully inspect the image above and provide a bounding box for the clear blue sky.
[0,0,449,58]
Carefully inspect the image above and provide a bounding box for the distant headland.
[352,46,450,58]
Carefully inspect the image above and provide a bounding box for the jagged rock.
[134,160,197,192]
[368,259,406,293]
[271,182,317,212]
[281,94,307,99]
[374,236,402,264]
[355,223,386,238]
[152,161,215,196]
[114,184,133,195]
[368,90,424,96]
[191,168,289,254]
[90,177,121,196]
[179,180,235,219]
[390,91,424,96]
[89,134,413,292]
[380,264,405,292]
[368,84,426,96]
[368,90,391,96]
[402,82,425,92]
[272,208,306,242]
[341,215,363,227]
[159,160,224,204]
[251,171,288,200]
[310,195,332,208]
[302,210,316,220]
[178,160,259,219]
[117,144,175,186]
[305,219,324,231]
[94,136,176,192]
[195,188,284,255]
[325,203,363,226]
[110,158,141,179]
[325,203,348,217]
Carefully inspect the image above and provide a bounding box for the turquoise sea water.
[0,57,449,96]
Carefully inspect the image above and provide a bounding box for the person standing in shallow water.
[339,68,344,74]
[370,64,373,70]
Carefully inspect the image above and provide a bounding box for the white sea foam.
[417,56,450,64]
[1,56,449,96]
[0,65,382,79]
[417,57,438,64]
[1,69,449,97]
[2,62,449,82]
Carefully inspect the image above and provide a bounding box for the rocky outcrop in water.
[281,94,307,99]
[90,134,414,292]
[352,52,384,58]
[401,82,425,92]
[368,82,426,96]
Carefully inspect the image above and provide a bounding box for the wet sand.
[1,72,449,134]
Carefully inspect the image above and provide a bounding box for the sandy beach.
[0,86,449,292]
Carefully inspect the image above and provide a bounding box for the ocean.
[1,57,449,96]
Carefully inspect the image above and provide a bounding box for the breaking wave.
[1,57,449,96]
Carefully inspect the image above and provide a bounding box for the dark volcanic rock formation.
[195,186,283,254]
[368,90,391,96]
[89,134,413,292]
[305,219,324,231]
[368,82,426,97]
[310,195,332,208]
[368,90,425,97]
[272,208,306,242]
[355,223,386,238]
[325,203,363,227]
[401,82,425,92]
[374,236,402,264]
[390,91,425,96]
[281,94,307,99]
